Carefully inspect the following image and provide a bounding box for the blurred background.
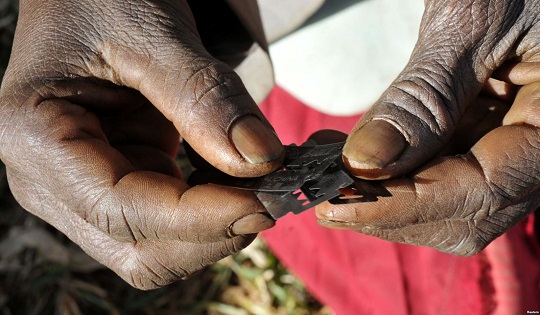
[0,0,331,314]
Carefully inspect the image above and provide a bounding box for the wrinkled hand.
[0,0,284,289]
[317,0,540,256]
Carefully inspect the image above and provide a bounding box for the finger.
[308,129,348,145]
[503,81,540,127]
[481,78,518,102]
[102,103,181,157]
[21,79,183,157]
[94,2,283,177]
[186,129,349,185]
[2,99,274,243]
[318,123,540,256]
[439,95,509,156]
[183,140,216,172]
[7,175,254,290]
[343,1,529,179]
[113,236,256,290]
[115,145,182,178]
[5,0,283,178]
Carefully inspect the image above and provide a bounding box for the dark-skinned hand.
[0,0,284,289]
[317,0,540,256]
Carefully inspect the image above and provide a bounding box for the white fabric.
[235,43,275,104]
[257,0,325,43]
[268,0,424,116]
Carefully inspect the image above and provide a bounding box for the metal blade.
[199,140,392,219]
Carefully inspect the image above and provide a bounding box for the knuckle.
[228,236,250,253]
[118,249,186,290]
[89,191,142,242]
[121,266,164,290]
[443,221,490,256]
[480,130,540,204]
[184,60,245,103]
[179,59,249,117]
[484,163,538,204]
[389,71,457,137]
[447,237,487,257]
[0,92,27,162]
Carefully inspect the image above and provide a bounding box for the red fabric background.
[260,86,540,315]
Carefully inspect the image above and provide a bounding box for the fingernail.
[318,219,363,230]
[343,120,407,170]
[230,116,284,164]
[319,220,374,233]
[231,213,275,235]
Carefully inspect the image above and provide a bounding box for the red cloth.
[260,86,540,315]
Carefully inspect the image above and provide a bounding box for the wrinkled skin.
[317,0,540,256]
[0,0,284,289]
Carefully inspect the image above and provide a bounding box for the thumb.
[98,1,283,177]
[343,1,527,179]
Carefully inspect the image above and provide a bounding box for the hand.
[0,0,284,289]
[316,0,540,256]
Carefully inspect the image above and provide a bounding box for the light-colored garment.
[223,0,274,104]
[266,0,424,115]
[257,0,325,43]
[231,0,424,115]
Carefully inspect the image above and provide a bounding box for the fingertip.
[318,219,361,231]
[308,129,348,144]
[343,120,407,179]
[229,115,285,173]
[229,213,275,236]
[342,156,393,180]
[315,203,360,226]
[503,82,540,127]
